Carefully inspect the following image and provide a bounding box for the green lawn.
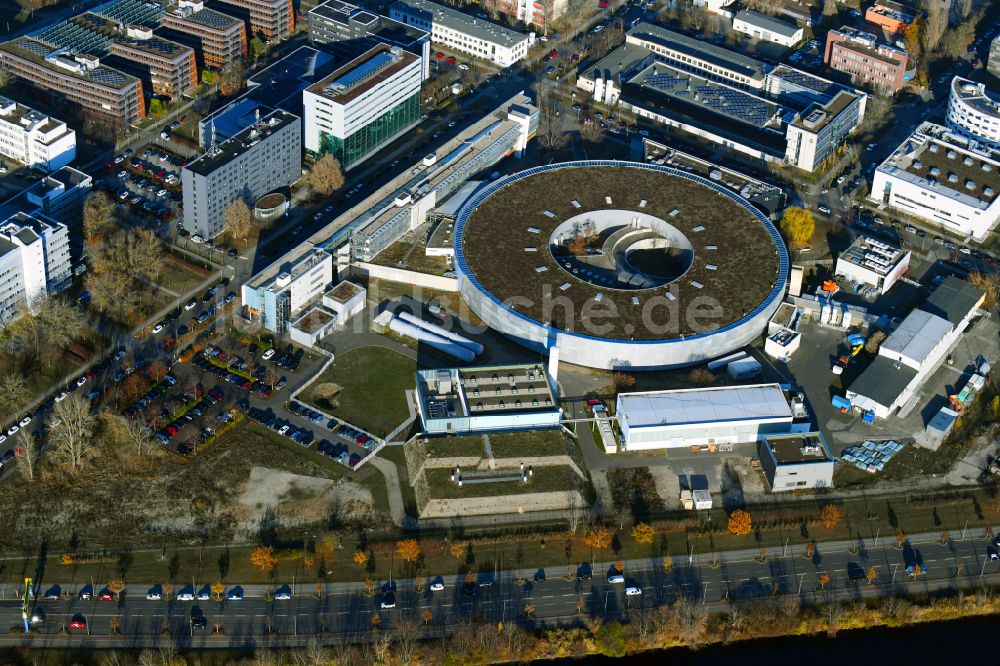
[423,430,570,460]
[300,346,415,437]
[426,465,579,500]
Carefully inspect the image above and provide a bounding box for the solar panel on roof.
[326,50,397,93]
[188,9,239,30]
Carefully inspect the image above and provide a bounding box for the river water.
[540,615,996,664]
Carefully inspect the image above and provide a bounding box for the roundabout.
[454,161,789,370]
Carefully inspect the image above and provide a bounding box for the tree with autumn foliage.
[396,539,421,564]
[584,526,612,553]
[353,550,368,566]
[818,573,830,590]
[727,509,752,536]
[779,207,815,247]
[631,522,655,545]
[249,545,278,575]
[107,578,125,599]
[819,504,842,530]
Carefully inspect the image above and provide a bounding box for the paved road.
[3,527,999,645]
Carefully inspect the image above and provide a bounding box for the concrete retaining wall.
[353,263,458,292]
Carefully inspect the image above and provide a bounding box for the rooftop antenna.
[255,107,261,126]
[209,119,219,157]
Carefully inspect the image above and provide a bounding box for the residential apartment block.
[160,0,247,70]
[0,211,71,326]
[0,96,76,171]
[493,0,567,30]
[989,33,1000,78]
[210,0,294,42]
[308,0,430,78]
[947,76,1000,147]
[0,38,145,126]
[303,44,422,170]
[390,0,530,67]
[580,23,866,172]
[870,122,1000,240]
[824,27,909,93]
[182,108,301,239]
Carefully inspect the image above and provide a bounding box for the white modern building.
[757,432,835,492]
[870,122,1000,241]
[288,280,366,347]
[389,0,530,67]
[615,384,803,451]
[0,96,75,171]
[0,211,71,326]
[242,249,335,333]
[732,10,803,47]
[834,235,910,295]
[947,76,1000,148]
[416,363,560,434]
[581,24,866,172]
[303,43,422,170]
[846,276,985,418]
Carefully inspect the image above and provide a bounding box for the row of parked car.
[191,353,274,398]
[154,385,229,454]
[246,406,315,447]
[317,440,362,469]
[287,400,374,450]
[123,373,177,418]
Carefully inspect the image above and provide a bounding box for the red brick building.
[825,27,910,93]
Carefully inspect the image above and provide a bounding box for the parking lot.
[97,144,184,229]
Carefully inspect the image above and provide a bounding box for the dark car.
[847,562,867,582]
[191,615,207,630]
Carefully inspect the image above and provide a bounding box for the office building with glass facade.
[303,43,421,170]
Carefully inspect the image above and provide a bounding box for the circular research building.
[454,161,788,370]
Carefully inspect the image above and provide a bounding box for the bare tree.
[920,0,948,54]
[82,191,117,244]
[48,393,96,472]
[224,199,252,247]
[393,617,419,664]
[219,60,247,97]
[102,413,156,460]
[4,298,86,367]
[308,154,346,197]
[0,372,27,414]
[566,491,584,533]
[580,121,607,144]
[536,91,571,156]
[14,429,37,481]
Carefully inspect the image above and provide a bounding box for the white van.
[607,574,625,584]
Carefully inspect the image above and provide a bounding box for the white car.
[152,323,163,334]
[458,63,469,70]
[6,425,17,436]
[176,592,195,601]
[262,349,275,360]
[429,582,445,591]
[0,434,5,445]
[274,591,292,600]
[190,234,204,244]
[146,592,161,600]
[19,416,31,427]
[55,392,68,402]
[278,425,289,435]
[608,574,625,584]
[625,587,642,596]
[76,377,87,388]
[197,590,210,601]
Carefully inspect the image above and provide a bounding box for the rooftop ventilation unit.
[948,172,959,183]
[964,156,975,166]
[929,166,941,176]
[966,179,976,190]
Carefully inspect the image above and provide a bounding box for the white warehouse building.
[615,384,804,451]
[847,276,985,418]
[732,10,804,47]
[946,76,1000,148]
[870,122,1000,241]
[303,44,423,171]
[758,432,835,492]
[390,0,530,67]
[0,95,75,171]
